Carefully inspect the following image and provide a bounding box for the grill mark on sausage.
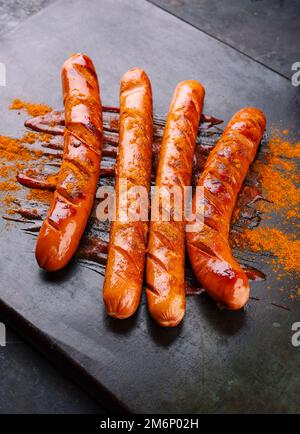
[65,127,101,156]
[146,281,161,297]
[147,252,169,274]
[112,244,141,275]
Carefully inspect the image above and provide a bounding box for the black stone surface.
[150,0,300,78]
[0,327,103,413]
[0,0,299,414]
[0,0,56,38]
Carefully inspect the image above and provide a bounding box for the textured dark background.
[0,0,299,414]
[150,0,300,78]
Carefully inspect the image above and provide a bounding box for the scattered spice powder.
[254,160,299,211]
[10,99,52,117]
[0,180,20,192]
[240,227,300,273]
[254,136,300,213]
[233,132,300,295]
[0,133,35,209]
[269,136,300,159]
[38,133,52,143]
[4,193,17,207]
[26,188,53,204]
[0,133,43,167]
[0,166,9,178]
[0,99,53,211]
[287,210,297,219]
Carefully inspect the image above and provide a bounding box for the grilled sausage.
[146,80,205,327]
[35,53,103,271]
[187,107,266,309]
[103,68,153,318]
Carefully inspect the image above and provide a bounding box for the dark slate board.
[150,0,300,79]
[0,0,299,413]
[0,328,104,414]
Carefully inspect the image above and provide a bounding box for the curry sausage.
[146,80,205,327]
[103,68,153,318]
[187,107,266,309]
[35,53,103,271]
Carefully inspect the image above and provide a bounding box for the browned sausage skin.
[146,80,205,327]
[103,68,153,319]
[35,53,103,271]
[187,107,266,310]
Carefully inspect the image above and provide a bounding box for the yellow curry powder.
[233,132,299,295]
[10,98,52,117]
[0,100,53,209]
